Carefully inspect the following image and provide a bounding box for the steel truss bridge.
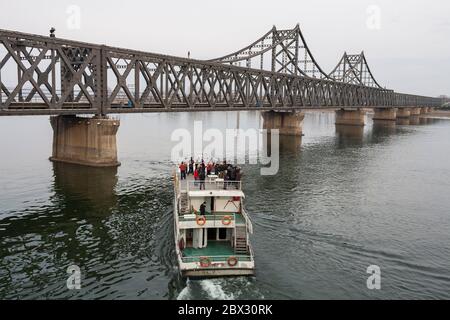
[0,25,442,116]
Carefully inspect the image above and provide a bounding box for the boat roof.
[188,190,245,198]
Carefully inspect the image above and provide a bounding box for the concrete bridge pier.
[396,108,411,118]
[335,109,366,126]
[420,107,429,114]
[50,115,121,167]
[373,108,397,121]
[410,107,421,116]
[409,116,421,125]
[262,111,305,136]
[396,118,411,125]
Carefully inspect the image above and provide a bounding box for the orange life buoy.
[199,257,211,268]
[227,256,238,267]
[196,215,206,226]
[222,215,233,226]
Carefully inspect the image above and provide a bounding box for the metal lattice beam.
[329,52,384,89]
[0,28,441,116]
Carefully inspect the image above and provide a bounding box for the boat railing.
[174,171,180,195]
[241,208,253,234]
[179,213,236,226]
[248,243,255,260]
[181,254,253,264]
[187,180,242,192]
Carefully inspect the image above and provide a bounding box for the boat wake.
[200,279,235,300]
[176,277,264,300]
[176,279,193,300]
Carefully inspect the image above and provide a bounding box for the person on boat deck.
[235,167,243,189]
[179,162,187,180]
[206,162,213,175]
[193,167,199,185]
[199,164,206,190]
[223,170,229,190]
[189,157,194,175]
[200,201,207,216]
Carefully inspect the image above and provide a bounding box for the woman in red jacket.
[193,167,199,186]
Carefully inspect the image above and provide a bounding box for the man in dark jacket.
[200,201,207,216]
[199,165,206,190]
[189,157,194,175]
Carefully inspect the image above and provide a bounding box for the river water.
[0,111,449,300]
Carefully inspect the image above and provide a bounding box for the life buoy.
[227,256,238,267]
[196,215,206,226]
[232,196,241,202]
[222,215,233,226]
[199,257,211,268]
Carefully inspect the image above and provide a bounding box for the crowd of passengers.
[178,158,242,190]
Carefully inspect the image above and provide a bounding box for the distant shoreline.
[304,109,450,118]
[429,110,450,118]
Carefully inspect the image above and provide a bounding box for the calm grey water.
[0,111,449,300]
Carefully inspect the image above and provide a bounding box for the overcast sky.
[1,0,449,96]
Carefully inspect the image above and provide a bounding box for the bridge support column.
[410,107,421,116]
[262,111,305,136]
[396,108,411,118]
[409,116,420,125]
[335,109,366,126]
[373,108,397,121]
[396,118,411,125]
[420,107,429,114]
[50,115,120,167]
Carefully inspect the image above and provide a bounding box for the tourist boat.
[173,167,255,277]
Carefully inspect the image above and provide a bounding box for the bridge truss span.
[329,52,383,89]
[208,24,331,79]
[0,28,441,116]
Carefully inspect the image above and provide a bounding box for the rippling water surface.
[0,111,449,300]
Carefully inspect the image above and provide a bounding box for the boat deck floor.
[183,241,234,257]
[182,241,251,261]
[179,174,195,192]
